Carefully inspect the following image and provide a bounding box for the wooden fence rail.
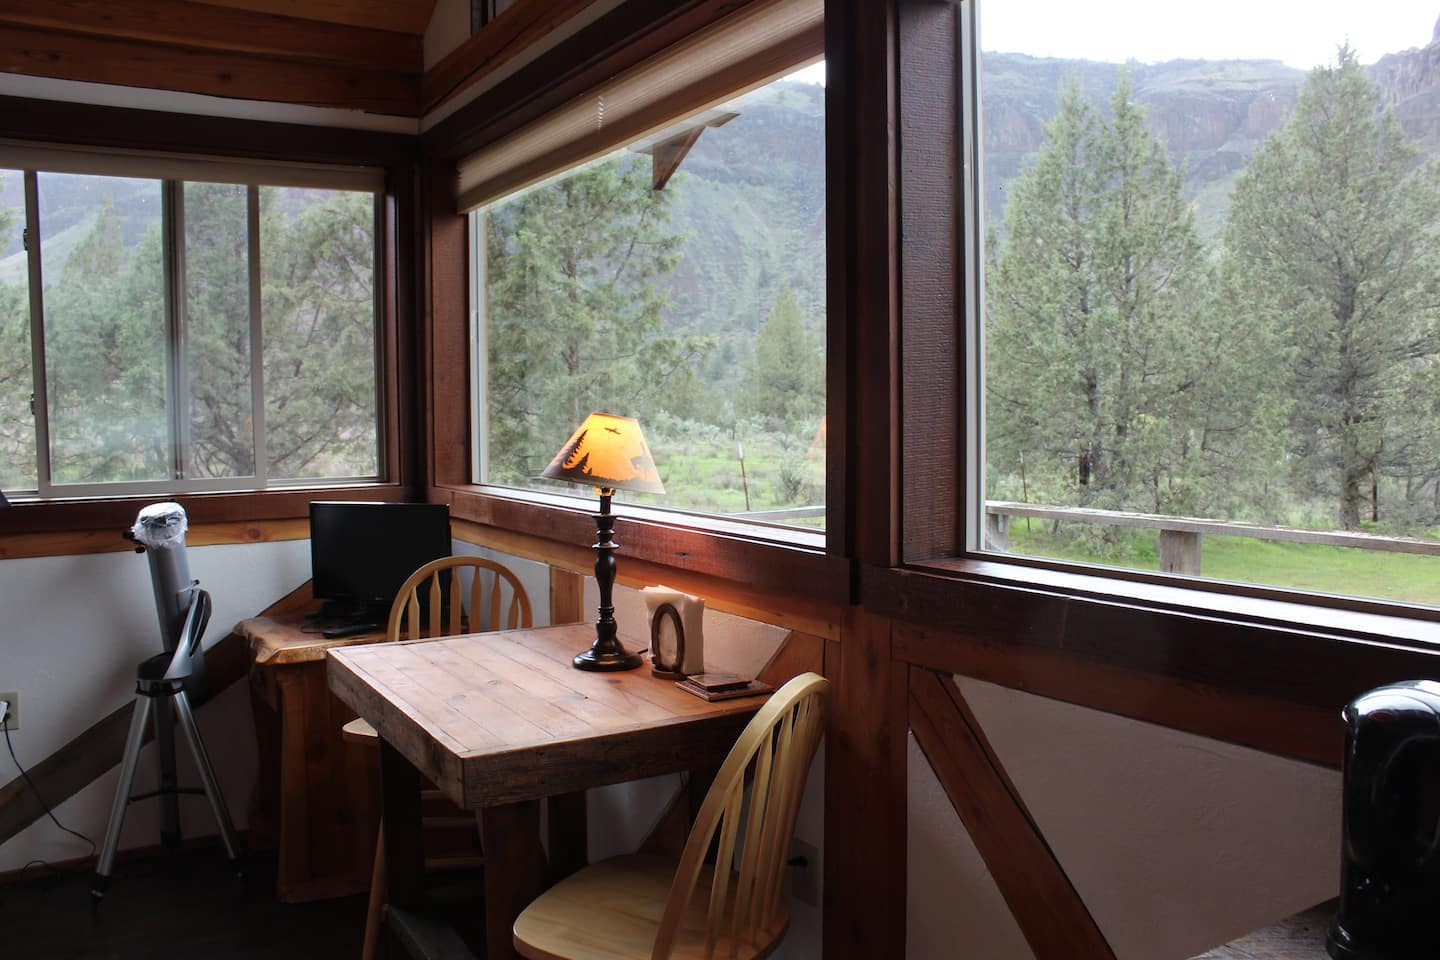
[985,500,1440,575]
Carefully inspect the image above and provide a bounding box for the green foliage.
[1223,47,1440,529]
[744,287,823,428]
[986,73,1221,517]
[484,156,708,485]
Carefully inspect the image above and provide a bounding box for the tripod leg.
[92,693,153,902]
[172,690,243,874]
[155,694,181,850]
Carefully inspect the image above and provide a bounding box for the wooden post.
[986,511,1011,551]
[1159,529,1202,575]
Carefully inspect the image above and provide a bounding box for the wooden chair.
[512,671,829,960]
[352,554,535,960]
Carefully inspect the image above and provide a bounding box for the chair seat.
[512,854,790,960]
[343,716,378,744]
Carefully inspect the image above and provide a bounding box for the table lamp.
[541,412,665,671]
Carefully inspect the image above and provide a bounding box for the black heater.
[1327,680,1440,960]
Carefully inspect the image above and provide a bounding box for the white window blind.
[456,0,822,213]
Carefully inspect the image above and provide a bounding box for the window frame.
[0,95,419,535]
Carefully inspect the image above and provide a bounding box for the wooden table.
[242,614,387,902]
[327,623,766,960]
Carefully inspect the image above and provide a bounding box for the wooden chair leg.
[361,820,386,960]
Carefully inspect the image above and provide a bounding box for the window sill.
[0,482,411,536]
[433,483,847,604]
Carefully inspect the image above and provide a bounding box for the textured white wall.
[907,676,1342,960]
[0,539,310,873]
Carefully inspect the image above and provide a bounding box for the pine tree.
[986,73,1218,515]
[484,155,703,485]
[744,287,822,428]
[1223,47,1440,529]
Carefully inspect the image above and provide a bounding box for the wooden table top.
[240,615,388,666]
[326,623,767,810]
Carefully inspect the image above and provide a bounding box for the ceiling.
[0,0,441,116]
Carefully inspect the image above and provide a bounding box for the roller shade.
[457,0,822,213]
[0,140,384,192]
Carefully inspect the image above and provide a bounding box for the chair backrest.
[653,672,829,960]
[387,555,534,642]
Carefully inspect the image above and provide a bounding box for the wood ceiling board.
[188,0,438,36]
[0,0,421,72]
[0,25,420,116]
[423,0,603,113]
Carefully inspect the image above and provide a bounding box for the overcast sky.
[980,2,1436,70]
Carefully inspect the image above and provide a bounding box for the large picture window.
[466,0,825,531]
[974,2,1440,608]
[0,155,381,499]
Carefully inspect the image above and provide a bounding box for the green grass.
[1006,524,1440,607]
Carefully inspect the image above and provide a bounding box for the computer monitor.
[309,501,451,621]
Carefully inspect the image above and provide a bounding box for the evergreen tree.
[484,156,703,485]
[0,190,32,492]
[744,287,822,427]
[1223,47,1440,529]
[986,73,1219,515]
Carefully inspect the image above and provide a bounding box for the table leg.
[479,800,544,960]
[379,739,423,907]
[546,791,588,883]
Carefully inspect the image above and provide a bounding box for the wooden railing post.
[1159,529,1202,575]
[985,511,1010,551]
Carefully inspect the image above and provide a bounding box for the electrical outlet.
[0,691,17,731]
[787,838,820,908]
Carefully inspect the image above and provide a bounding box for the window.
[972,1,1440,608]
[465,0,825,531]
[0,152,382,499]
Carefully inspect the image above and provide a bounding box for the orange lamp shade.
[541,413,665,495]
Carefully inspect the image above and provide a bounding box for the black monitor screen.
[309,502,451,612]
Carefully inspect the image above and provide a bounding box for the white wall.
[0,539,311,873]
[908,676,1342,960]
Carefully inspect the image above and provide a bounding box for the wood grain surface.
[327,623,763,810]
[1190,904,1333,958]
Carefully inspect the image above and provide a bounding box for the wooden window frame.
[858,0,1440,768]
[422,0,852,603]
[0,95,421,537]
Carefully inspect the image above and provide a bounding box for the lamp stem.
[574,487,642,671]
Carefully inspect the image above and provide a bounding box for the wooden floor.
[1191,903,1334,958]
[0,846,366,959]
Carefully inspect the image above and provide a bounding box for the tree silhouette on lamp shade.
[541,413,665,670]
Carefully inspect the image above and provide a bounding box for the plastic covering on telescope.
[131,501,188,549]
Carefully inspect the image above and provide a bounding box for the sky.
[980,1,1436,70]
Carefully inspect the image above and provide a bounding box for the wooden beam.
[650,127,705,190]
[188,0,437,36]
[756,629,825,687]
[824,608,907,960]
[0,24,419,115]
[422,0,602,113]
[0,518,309,562]
[909,667,1117,960]
[893,618,1341,768]
[0,0,420,71]
[0,581,313,848]
[548,567,585,625]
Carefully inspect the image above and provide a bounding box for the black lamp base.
[573,645,644,671]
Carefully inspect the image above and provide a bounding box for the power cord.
[2,712,98,870]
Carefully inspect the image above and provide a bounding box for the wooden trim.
[0,485,411,539]
[423,0,756,159]
[548,567,585,625]
[870,566,1440,767]
[0,581,313,848]
[423,0,603,113]
[0,0,421,72]
[0,95,415,167]
[909,668,1116,960]
[824,606,907,960]
[448,513,846,639]
[421,156,470,491]
[0,25,419,116]
[898,0,962,563]
[0,518,310,561]
[187,0,435,37]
